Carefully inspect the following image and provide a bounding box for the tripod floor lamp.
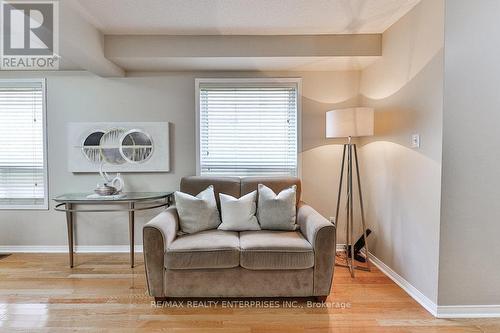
[326,107,374,277]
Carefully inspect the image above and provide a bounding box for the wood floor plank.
[0,253,497,332]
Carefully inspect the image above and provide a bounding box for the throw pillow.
[218,191,261,231]
[257,184,297,231]
[174,185,221,234]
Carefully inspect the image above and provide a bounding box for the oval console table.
[53,192,173,268]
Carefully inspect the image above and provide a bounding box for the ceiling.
[75,0,420,35]
[63,0,421,74]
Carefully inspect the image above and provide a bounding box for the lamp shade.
[326,107,374,138]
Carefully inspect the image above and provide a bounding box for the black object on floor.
[347,229,372,262]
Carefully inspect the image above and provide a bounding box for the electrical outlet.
[411,133,420,148]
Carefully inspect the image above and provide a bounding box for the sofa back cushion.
[241,177,301,206]
[180,176,241,210]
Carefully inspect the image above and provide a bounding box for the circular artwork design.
[120,129,154,163]
[82,130,105,163]
[100,128,127,165]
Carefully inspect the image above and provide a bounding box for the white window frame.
[195,77,302,178]
[0,78,49,210]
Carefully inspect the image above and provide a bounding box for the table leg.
[65,203,74,268]
[129,202,135,268]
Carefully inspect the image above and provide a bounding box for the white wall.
[0,70,359,247]
[359,0,444,303]
[438,0,500,306]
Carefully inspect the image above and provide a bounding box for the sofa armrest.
[297,202,336,296]
[143,206,179,297]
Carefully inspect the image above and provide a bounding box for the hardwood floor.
[0,253,498,332]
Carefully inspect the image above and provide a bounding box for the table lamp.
[326,107,374,277]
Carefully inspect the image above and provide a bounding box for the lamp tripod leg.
[335,144,351,272]
[346,179,352,276]
[354,144,371,271]
[335,145,346,227]
[348,143,355,277]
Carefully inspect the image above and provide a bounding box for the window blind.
[199,82,298,176]
[0,80,47,209]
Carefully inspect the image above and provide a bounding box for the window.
[0,79,48,209]
[197,78,300,176]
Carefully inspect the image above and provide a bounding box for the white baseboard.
[3,244,343,254]
[436,305,500,318]
[336,244,346,251]
[0,245,143,253]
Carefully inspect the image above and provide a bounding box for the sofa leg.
[315,296,328,302]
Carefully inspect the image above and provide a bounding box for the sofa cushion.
[239,231,314,270]
[165,230,239,269]
[257,184,298,231]
[174,185,221,234]
[240,176,301,206]
[218,191,261,231]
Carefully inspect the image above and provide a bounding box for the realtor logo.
[1,0,59,70]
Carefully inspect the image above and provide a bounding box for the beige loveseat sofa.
[143,176,336,301]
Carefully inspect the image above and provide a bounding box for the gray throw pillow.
[174,185,221,234]
[257,184,297,231]
[218,191,261,231]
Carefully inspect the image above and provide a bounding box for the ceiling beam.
[104,34,382,60]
